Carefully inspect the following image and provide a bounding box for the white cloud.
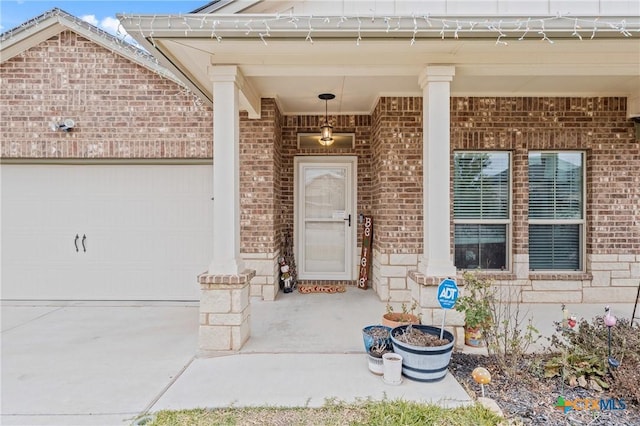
[80,14,98,27]
[80,14,137,47]
[100,16,126,37]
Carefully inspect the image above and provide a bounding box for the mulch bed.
[450,352,639,425]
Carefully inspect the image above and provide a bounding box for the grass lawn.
[139,399,502,425]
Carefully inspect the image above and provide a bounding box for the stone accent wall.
[198,270,254,354]
[1,31,212,159]
[239,99,282,300]
[583,254,640,302]
[408,271,466,350]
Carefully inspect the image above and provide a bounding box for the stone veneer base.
[197,269,255,356]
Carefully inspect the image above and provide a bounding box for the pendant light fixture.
[318,93,335,146]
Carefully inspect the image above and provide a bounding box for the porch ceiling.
[120,15,640,116]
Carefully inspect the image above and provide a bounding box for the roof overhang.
[118,12,640,117]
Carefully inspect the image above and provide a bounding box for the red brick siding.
[370,97,424,254]
[239,99,281,254]
[4,30,637,264]
[450,97,639,256]
[1,30,212,159]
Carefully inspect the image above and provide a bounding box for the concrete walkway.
[1,289,636,425]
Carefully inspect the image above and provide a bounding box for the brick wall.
[450,97,639,256]
[370,97,424,304]
[4,31,637,305]
[451,97,640,302]
[370,97,424,254]
[239,99,282,300]
[240,99,280,255]
[1,30,212,159]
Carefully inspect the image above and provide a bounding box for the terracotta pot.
[382,312,420,328]
[464,325,486,347]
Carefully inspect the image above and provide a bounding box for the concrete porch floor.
[1,286,636,425]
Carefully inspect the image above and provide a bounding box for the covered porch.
[118,1,640,353]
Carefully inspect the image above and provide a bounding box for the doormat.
[298,284,346,294]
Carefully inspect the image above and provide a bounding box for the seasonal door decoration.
[358,216,373,290]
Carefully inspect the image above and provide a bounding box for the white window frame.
[453,151,512,271]
[528,151,586,272]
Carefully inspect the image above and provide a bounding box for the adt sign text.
[437,278,459,309]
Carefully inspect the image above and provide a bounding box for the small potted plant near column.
[454,272,494,347]
[382,300,421,328]
[367,341,393,375]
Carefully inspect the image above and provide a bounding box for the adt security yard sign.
[436,278,459,339]
[437,278,459,309]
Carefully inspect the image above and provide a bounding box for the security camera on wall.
[50,118,75,132]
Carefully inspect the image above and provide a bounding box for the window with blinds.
[528,152,584,271]
[453,152,510,270]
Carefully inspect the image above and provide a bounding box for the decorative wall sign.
[358,216,373,290]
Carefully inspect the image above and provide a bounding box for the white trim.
[294,156,357,280]
[453,150,513,272]
[297,133,355,149]
[528,150,586,272]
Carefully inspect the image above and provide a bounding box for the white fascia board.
[118,13,640,40]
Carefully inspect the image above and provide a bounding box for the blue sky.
[1,1,208,33]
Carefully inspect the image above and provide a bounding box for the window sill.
[457,270,516,280]
[529,272,592,280]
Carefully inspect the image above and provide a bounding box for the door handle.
[82,234,87,252]
[74,234,79,252]
[344,214,351,227]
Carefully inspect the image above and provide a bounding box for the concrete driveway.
[2,291,636,426]
[1,302,199,425]
[1,289,474,425]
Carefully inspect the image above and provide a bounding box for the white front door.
[294,156,357,280]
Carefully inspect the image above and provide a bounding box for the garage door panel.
[2,164,212,301]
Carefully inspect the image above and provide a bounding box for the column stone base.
[408,270,465,351]
[197,269,255,356]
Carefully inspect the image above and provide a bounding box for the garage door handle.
[74,234,79,252]
[82,234,87,252]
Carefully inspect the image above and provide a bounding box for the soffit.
[120,12,640,115]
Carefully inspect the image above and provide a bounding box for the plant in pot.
[382,299,421,328]
[366,341,393,375]
[362,325,391,353]
[454,272,494,347]
[390,323,455,382]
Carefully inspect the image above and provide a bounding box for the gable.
[0,8,182,88]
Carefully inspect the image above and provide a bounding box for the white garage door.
[1,163,213,301]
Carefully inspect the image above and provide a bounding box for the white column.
[208,66,245,275]
[418,65,457,277]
